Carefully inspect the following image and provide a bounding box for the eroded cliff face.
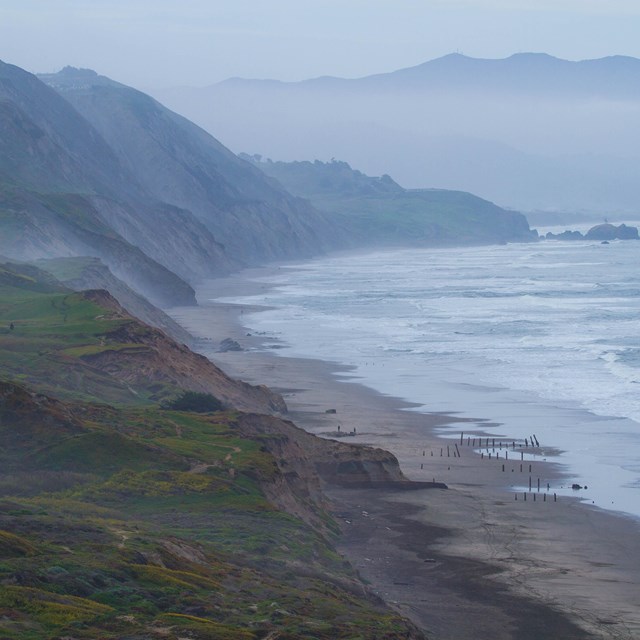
[79,290,287,414]
[235,413,407,531]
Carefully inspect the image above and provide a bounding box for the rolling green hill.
[250,158,537,246]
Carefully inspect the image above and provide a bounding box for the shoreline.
[169,271,640,639]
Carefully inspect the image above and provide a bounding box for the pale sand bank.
[168,272,640,640]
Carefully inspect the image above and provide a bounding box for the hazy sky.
[2,0,640,88]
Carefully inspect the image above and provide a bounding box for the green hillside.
[252,158,537,246]
[0,267,423,640]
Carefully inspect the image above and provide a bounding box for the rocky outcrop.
[545,223,639,241]
[218,337,242,352]
[585,223,639,240]
[544,229,584,241]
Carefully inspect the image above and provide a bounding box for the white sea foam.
[219,240,640,519]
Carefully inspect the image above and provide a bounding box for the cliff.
[39,66,341,265]
[0,61,215,305]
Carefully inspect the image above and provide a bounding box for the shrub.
[162,392,223,413]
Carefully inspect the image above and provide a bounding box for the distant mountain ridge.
[153,53,640,214]
[218,52,640,98]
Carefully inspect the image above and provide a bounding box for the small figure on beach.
[9,322,14,331]
[337,424,341,432]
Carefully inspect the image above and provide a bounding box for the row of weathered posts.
[421,431,561,502]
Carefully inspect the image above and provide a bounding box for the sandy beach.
[169,271,640,640]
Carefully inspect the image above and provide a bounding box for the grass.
[256,157,533,245]
[0,397,419,638]
[0,265,423,639]
[0,281,174,405]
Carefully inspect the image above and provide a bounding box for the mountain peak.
[59,65,98,78]
[40,66,120,90]
[506,52,560,60]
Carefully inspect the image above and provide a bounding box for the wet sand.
[168,272,640,640]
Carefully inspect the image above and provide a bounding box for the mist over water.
[219,240,640,520]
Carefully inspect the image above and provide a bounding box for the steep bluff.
[0,60,225,304]
[235,413,407,528]
[79,289,287,414]
[39,67,342,265]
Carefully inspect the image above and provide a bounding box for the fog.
[153,54,640,215]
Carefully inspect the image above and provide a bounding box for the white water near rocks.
[217,239,640,520]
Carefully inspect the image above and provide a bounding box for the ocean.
[218,238,640,520]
